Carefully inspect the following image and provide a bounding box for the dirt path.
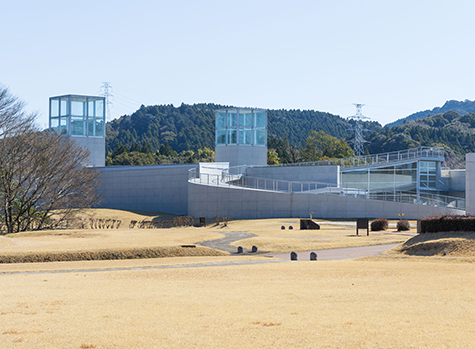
[268,243,401,260]
[196,231,255,253]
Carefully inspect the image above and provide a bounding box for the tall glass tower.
[215,108,267,167]
[49,95,106,166]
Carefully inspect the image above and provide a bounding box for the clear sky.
[1,0,474,128]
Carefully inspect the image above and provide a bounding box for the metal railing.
[188,166,465,210]
[261,146,445,169]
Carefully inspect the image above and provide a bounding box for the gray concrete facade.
[98,164,197,214]
[73,136,106,167]
[215,145,267,167]
[247,165,340,186]
[188,181,463,220]
[466,153,475,215]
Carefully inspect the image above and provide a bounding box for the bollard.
[310,252,317,261]
[251,245,258,253]
[237,246,243,254]
[290,251,298,261]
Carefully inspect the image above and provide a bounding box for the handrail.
[188,167,465,210]
[258,146,445,169]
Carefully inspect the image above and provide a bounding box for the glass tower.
[49,95,106,166]
[215,108,267,167]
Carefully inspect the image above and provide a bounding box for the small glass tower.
[215,108,267,167]
[49,95,106,167]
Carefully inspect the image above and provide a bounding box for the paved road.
[268,243,401,261]
[196,231,255,253]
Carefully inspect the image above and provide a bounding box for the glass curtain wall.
[49,96,105,137]
[215,108,266,146]
[341,162,418,192]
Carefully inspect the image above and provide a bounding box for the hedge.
[420,214,475,233]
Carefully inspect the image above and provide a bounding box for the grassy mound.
[389,231,475,257]
[0,246,228,264]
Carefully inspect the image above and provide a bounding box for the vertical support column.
[466,153,475,215]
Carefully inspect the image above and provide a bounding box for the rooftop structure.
[215,107,267,167]
[49,94,106,167]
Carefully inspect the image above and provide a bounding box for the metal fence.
[261,146,445,169]
[188,167,465,210]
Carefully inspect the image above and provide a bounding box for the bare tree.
[0,86,101,234]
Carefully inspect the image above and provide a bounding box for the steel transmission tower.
[100,82,114,120]
[347,103,370,156]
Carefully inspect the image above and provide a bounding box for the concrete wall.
[466,154,475,215]
[441,169,466,192]
[188,181,463,220]
[246,165,340,185]
[215,145,267,167]
[98,164,196,214]
[72,136,106,167]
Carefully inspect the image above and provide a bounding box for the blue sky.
[1,0,474,128]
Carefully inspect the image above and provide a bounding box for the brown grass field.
[1,209,475,348]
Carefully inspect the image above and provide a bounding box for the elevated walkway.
[261,147,445,170]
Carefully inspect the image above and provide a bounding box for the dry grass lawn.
[388,231,475,257]
[1,211,475,347]
[223,218,413,252]
[1,258,475,348]
[0,209,413,261]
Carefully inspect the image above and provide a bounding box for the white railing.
[262,146,445,169]
[188,167,465,210]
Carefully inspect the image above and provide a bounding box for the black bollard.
[251,245,258,253]
[290,251,298,261]
[237,246,243,254]
[310,252,317,261]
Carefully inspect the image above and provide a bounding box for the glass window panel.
[239,110,252,127]
[227,112,237,127]
[216,111,226,129]
[94,99,104,117]
[216,130,226,145]
[227,129,237,144]
[254,129,266,145]
[428,181,436,188]
[254,111,266,128]
[420,175,428,181]
[429,175,436,181]
[60,117,69,135]
[60,97,69,116]
[50,117,59,132]
[71,97,87,116]
[95,119,104,136]
[88,118,95,136]
[239,128,252,145]
[50,99,59,117]
[71,117,86,136]
[88,100,95,117]
[428,162,436,168]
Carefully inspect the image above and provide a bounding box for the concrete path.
[196,231,255,253]
[268,243,401,261]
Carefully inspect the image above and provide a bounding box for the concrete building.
[49,94,106,167]
[49,96,470,219]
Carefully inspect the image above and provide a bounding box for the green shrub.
[397,219,410,231]
[371,218,388,231]
[420,214,475,233]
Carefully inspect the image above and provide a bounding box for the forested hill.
[105,103,381,154]
[386,99,475,128]
[365,111,475,167]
